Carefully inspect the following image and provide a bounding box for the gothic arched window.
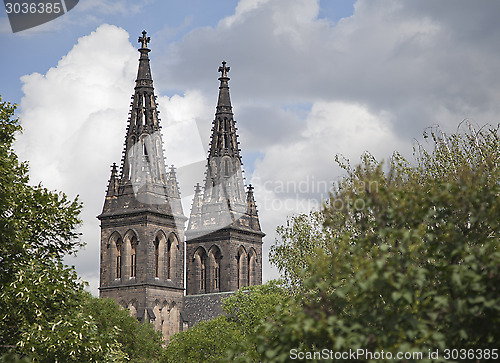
[213,249,221,290]
[154,236,160,278]
[194,248,207,293]
[166,236,172,280]
[116,244,122,279]
[248,248,257,286]
[109,233,123,281]
[130,237,137,278]
[237,247,248,289]
[200,259,206,291]
[208,246,222,292]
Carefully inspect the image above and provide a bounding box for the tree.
[0,96,82,358]
[161,316,244,363]
[0,95,83,288]
[270,211,334,291]
[257,124,500,362]
[83,296,163,363]
[161,281,288,363]
[2,260,127,362]
[224,281,289,361]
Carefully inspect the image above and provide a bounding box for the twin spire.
[103,30,261,235]
[189,58,262,235]
[102,30,182,219]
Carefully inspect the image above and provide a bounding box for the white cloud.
[221,0,272,28]
[251,101,407,279]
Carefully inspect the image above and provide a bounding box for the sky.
[2,0,500,295]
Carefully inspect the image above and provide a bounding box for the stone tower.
[185,61,265,296]
[98,31,187,338]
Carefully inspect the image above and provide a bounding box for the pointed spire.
[187,183,203,231]
[106,163,119,197]
[202,61,246,209]
[246,184,262,231]
[207,61,242,160]
[166,165,184,216]
[167,165,181,199]
[99,31,186,225]
[246,184,257,215]
[187,61,260,237]
[119,30,166,185]
[192,183,202,213]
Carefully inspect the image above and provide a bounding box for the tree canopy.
[258,124,500,362]
[161,281,288,362]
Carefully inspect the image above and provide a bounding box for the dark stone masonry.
[97,31,264,340]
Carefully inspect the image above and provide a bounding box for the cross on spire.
[218,61,230,78]
[138,30,150,49]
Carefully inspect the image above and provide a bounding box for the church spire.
[119,30,167,186]
[185,62,264,296]
[167,165,183,216]
[206,61,241,160]
[187,61,263,238]
[99,30,185,220]
[202,61,245,209]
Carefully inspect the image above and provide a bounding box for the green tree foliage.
[2,260,126,362]
[270,212,335,291]
[83,296,163,363]
[2,261,163,362]
[162,316,244,363]
[0,96,163,362]
[224,282,289,361]
[161,282,288,363]
[258,124,500,362]
[223,281,288,336]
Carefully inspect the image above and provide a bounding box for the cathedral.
[97,31,264,339]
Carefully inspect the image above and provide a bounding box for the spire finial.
[139,30,150,49]
[218,61,230,78]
